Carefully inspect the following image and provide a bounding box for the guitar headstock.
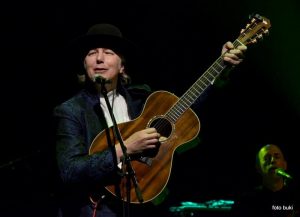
[238,14,271,46]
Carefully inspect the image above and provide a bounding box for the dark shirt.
[231,181,300,217]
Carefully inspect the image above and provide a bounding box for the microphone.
[275,168,293,179]
[93,74,112,84]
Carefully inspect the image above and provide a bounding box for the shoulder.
[53,90,94,115]
[123,83,152,100]
[127,84,152,93]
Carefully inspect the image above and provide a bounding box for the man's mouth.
[94,68,108,73]
[269,167,277,173]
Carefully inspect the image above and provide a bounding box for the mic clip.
[94,74,112,84]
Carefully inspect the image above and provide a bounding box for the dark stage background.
[1,0,300,216]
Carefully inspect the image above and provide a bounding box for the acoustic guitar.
[89,14,271,204]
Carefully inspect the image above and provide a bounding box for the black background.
[1,0,300,216]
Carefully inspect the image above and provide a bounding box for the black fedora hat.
[70,23,136,61]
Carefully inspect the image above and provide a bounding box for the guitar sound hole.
[149,117,172,140]
[138,117,172,159]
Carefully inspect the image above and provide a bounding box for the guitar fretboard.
[166,39,244,123]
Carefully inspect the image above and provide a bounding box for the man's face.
[257,144,287,178]
[84,48,124,85]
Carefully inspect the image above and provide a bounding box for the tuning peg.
[251,18,256,24]
[264,29,270,35]
[257,34,264,41]
[251,38,257,44]
[257,34,263,39]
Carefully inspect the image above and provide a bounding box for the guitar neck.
[166,39,244,123]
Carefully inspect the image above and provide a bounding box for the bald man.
[231,144,299,217]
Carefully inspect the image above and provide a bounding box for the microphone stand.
[99,81,144,217]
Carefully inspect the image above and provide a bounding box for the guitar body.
[89,90,200,203]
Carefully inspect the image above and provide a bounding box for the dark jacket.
[54,83,151,217]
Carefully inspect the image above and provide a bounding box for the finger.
[225,41,234,49]
[237,45,247,52]
[229,49,241,54]
[222,41,234,55]
[144,128,157,133]
[228,48,246,59]
[223,56,243,65]
[224,52,240,60]
[233,46,247,59]
[144,144,157,149]
[146,132,160,140]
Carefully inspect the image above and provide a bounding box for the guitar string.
[150,57,226,133]
[149,18,264,134]
[150,39,241,137]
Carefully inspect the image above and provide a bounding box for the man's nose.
[96,51,104,62]
[270,156,277,163]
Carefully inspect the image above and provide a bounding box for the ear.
[120,65,125,74]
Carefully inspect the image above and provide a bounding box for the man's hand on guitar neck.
[222,41,247,65]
